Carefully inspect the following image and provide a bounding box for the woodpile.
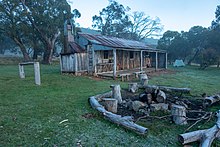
[88,75,220,146]
[89,92,148,135]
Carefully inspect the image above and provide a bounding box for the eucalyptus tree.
[0,0,31,60]
[92,0,131,38]
[128,11,163,40]
[20,0,78,64]
[92,0,162,41]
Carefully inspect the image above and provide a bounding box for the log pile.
[89,86,148,135]
[88,74,220,146]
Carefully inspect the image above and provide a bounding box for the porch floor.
[96,67,165,80]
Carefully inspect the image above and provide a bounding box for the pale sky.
[68,0,219,33]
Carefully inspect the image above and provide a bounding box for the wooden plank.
[113,49,117,79]
[18,64,25,78]
[19,62,34,65]
[34,62,41,85]
[140,50,143,71]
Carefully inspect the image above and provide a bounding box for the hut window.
[104,51,108,59]
[130,51,134,59]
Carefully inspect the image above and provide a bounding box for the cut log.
[144,85,191,94]
[150,103,169,111]
[139,74,148,86]
[110,85,122,104]
[89,96,148,135]
[178,110,220,147]
[203,94,220,108]
[102,98,118,113]
[128,83,139,93]
[171,104,187,125]
[132,101,146,112]
[156,90,166,103]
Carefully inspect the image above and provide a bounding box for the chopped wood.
[139,74,148,86]
[89,96,148,135]
[150,103,169,111]
[203,94,220,108]
[171,104,187,125]
[102,98,118,113]
[178,110,220,147]
[144,85,191,94]
[128,83,139,93]
[110,85,122,103]
[156,90,166,103]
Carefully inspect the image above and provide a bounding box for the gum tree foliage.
[92,0,163,40]
[92,0,131,38]
[157,26,209,65]
[0,0,80,63]
[157,31,181,62]
[0,0,31,60]
[20,0,79,64]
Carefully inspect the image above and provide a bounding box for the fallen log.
[203,94,220,108]
[144,85,191,94]
[178,110,220,147]
[89,96,148,135]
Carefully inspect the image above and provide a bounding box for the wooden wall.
[61,53,88,73]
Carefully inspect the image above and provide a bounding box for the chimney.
[67,25,74,42]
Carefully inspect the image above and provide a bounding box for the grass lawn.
[0,63,220,146]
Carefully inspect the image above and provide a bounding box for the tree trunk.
[187,47,201,65]
[178,110,220,147]
[42,43,53,64]
[42,38,56,64]
[13,37,31,61]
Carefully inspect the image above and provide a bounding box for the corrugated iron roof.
[78,32,163,52]
[69,42,85,53]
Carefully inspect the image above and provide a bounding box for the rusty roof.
[78,32,163,52]
[69,42,85,53]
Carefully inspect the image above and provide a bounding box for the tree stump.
[171,104,187,125]
[110,85,122,104]
[128,83,139,93]
[102,98,118,113]
[156,90,166,103]
[139,74,148,86]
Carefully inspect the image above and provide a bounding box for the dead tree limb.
[178,110,220,147]
[89,96,148,135]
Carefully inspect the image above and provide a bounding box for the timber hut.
[60,24,167,80]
